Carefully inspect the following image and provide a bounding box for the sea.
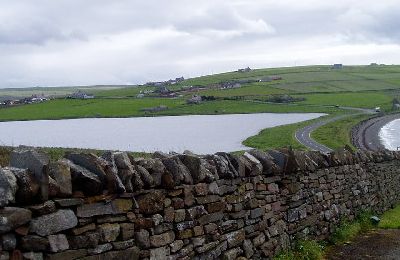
[379,119,400,151]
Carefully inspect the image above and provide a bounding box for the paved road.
[295,107,376,154]
[295,114,349,154]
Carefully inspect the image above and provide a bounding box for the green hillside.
[0,65,399,151]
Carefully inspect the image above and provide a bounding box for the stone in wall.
[10,149,50,201]
[0,168,18,207]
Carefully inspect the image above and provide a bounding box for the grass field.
[0,98,338,121]
[295,92,393,110]
[0,98,183,121]
[243,118,317,150]
[379,204,400,229]
[311,114,371,150]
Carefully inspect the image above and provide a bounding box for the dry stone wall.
[1,147,400,260]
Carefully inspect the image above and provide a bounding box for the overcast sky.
[1,0,400,88]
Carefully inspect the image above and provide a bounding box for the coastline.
[352,113,400,151]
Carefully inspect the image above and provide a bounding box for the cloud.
[0,0,399,88]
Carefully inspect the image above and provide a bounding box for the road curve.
[295,107,376,153]
[295,115,350,154]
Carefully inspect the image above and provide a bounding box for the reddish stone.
[194,183,208,196]
[172,198,185,209]
[134,218,154,229]
[164,207,175,223]
[207,201,227,213]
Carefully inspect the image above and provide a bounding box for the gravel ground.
[326,229,400,260]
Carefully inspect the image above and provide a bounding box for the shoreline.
[352,113,400,151]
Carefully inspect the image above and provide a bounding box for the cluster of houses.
[186,95,202,104]
[0,94,49,107]
[67,91,95,99]
[146,76,185,87]
[238,67,252,73]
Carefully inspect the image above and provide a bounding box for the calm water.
[380,119,400,151]
[0,113,324,154]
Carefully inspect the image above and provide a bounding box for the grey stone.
[135,229,150,248]
[150,246,170,260]
[198,212,224,225]
[223,229,245,248]
[150,231,175,247]
[61,159,102,196]
[54,198,84,207]
[84,247,140,260]
[76,199,132,218]
[252,233,265,247]
[65,153,107,184]
[88,243,112,255]
[28,200,56,216]
[170,239,184,253]
[48,160,72,197]
[178,154,215,183]
[250,208,264,219]
[187,205,208,220]
[98,223,120,242]
[10,149,50,201]
[68,232,99,249]
[112,238,135,250]
[249,149,280,174]
[30,209,78,236]
[136,165,154,188]
[48,176,61,198]
[287,208,299,223]
[161,157,193,185]
[175,221,195,231]
[208,182,220,195]
[267,150,287,171]
[0,252,8,260]
[12,168,40,204]
[96,215,127,224]
[243,239,254,259]
[0,168,17,207]
[46,249,87,260]
[214,153,240,178]
[1,233,16,250]
[243,152,263,176]
[0,207,32,234]
[223,247,243,260]
[48,234,69,253]
[96,154,125,194]
[22,252,43,260]
[113,152,143,191]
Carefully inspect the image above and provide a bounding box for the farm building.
[332,64,343,69]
